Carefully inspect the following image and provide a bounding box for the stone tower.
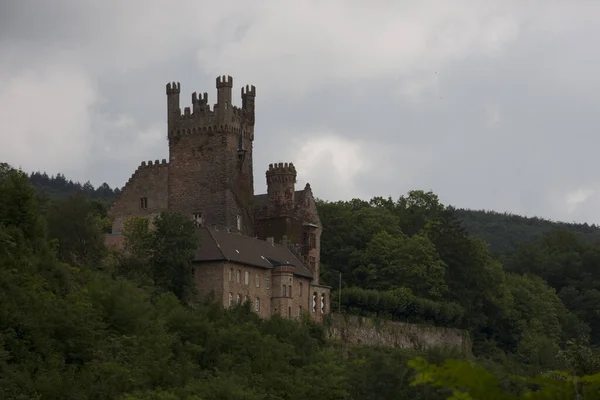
[266,162,297,217]
[166,76,256,234]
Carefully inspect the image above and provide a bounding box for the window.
[237,269,241,283]
[298,306,302,318]
[228,293,233,307]
[309,256,316,271]
[282,285,287,297]
[237,214,242,231]
[288,285,292,298]
[237,294,241,304]
[193,212,203,227]
[238,133,245,150]
[244,271,249,285]
[255,273,260,288]
[140,197,148,209]
[298,282,303,297]
[321,293,326,314]
[312,292,317,313]
[255,297,260,312]
[228,268,233,282]
[265,277,270,289]
[288,307,292,317]
[245,295,249,304]
[309,233,316,249]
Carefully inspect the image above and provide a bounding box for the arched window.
[228,292,233,307]
[228,267,233,281]
[298,282,303,297]
[244,271,249,285]
[255,297,260,312]
[255,273,260,288]
[321,293,326,314]
[312,292,317,313]
[236,294,241,304]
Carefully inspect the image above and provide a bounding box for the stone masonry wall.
[326,314,472,355]
[108,159,169,233]
[222,262,272,319]
[295,184,322,284]
[166,79,255,236]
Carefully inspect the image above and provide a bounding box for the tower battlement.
[166,75,256,137]
[166,82,180,94]
[266,162,297,184]
[216,75,233,88]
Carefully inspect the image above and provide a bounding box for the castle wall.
[193,261,225,304]
[193,260,317,320]
[326,314,472,355]
[295,185,322,284]
[222,262,272,319]
[307,284,330,322]
[108,160,169,233]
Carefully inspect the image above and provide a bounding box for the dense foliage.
[7,166,600,398]
[29,171,119,203]
[3,163,466,399]
[317,191,600,372]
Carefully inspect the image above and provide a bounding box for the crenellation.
[192,91,208,105]
[216,75,233,88]
[166,81,180,94]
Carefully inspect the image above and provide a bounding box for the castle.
[106,75,330,321]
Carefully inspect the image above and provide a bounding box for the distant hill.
[454,208,600,255]
[28,171,119,204]
[26,170,600,256]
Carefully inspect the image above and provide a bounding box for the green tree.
[46,194,107,266]
[355,230,448,299]
[121,212,198,301]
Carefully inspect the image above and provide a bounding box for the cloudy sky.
[1,1,600,224]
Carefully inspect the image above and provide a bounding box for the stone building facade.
[106,75,330,322]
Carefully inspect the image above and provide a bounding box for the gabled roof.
[194,227,313,279]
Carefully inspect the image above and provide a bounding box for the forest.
[1,167,600,398]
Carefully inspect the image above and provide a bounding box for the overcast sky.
[1,1,600,224]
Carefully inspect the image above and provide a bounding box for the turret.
[270,263,296,318]
[166,82,180,124]
[266,162,297,217]
[216,75,233,113]
[242,85,256,125]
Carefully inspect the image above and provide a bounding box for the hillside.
[4,164,600,397]
[454,208,600,255]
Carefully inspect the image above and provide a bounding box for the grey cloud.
[1,1,600,224]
